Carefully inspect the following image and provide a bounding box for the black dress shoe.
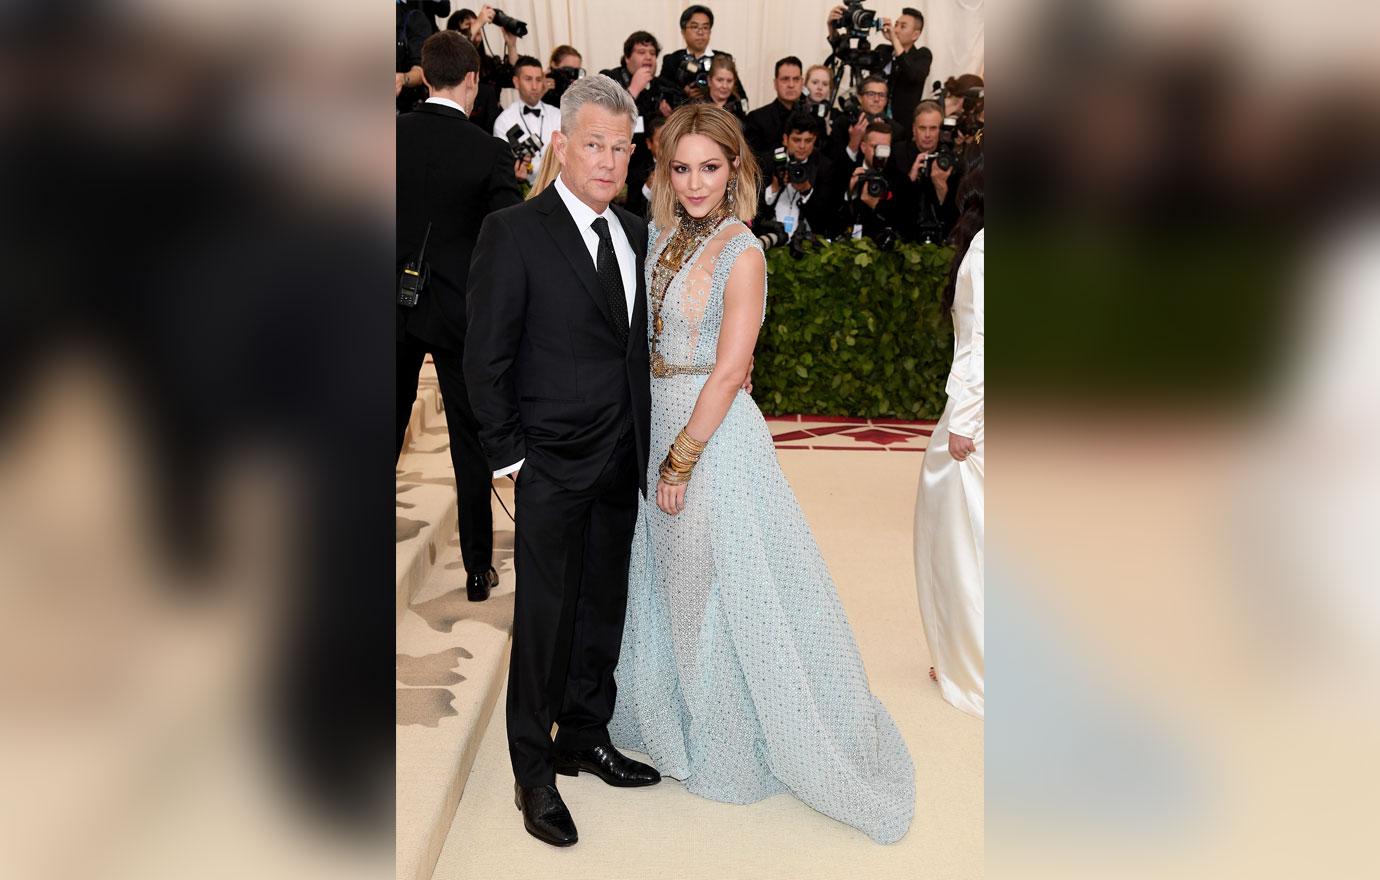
[466,567,497,602]
[514,782,578,847]
[554,743,661,787]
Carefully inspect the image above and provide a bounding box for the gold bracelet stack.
[658,428,708,485]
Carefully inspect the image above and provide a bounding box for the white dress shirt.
[491,99,560,184]
[492,173,638,479]
[425,96,465,114]
[765,177,815,236]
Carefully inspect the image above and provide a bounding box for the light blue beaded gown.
[608,216,916,844]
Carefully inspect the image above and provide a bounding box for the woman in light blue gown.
[607,104,915,845]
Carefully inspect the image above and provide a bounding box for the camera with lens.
[837,0,882,38]
[653,57,709,109]
[857,142,891,199]
[490,7,527,37]
[772,147,818,187]
[548,64,584,91]
[755,217,789,250]
[545,64,585,105]
[920,116,960,177]
[504,125,542,165]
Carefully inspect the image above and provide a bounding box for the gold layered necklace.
[650,200,731,379]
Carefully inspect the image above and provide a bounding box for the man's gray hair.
[560,74,638,134]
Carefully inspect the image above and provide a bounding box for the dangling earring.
[725,175,737,210]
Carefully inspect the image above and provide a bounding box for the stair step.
[396,504,515,880]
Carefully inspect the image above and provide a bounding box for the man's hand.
[655,478,688,515]
[948,432,976,461]
[882,17,903,51]
[791,175,813,194]
[629,64,654,98]
[513,157,529,180]
[929,159,953,202]
[909,152,925,183]
[658,98,674,118]
[847,112,868,152]
[472,5,495,38]
[395,72,406,96]
[828,5,846,27]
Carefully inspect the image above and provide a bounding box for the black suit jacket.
[464,185,653,495]
[744,98,797,164]
[889,46,934,137]
[885,141,960,242]
[397,102,522,351]
[659,49,748,101]
[757,151,844,239]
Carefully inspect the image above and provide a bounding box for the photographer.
[757,111,842,241]
[745,56,805,162]
[879,8,931,144]
[840,120,897,242]
[491,56,560,186]
[396,1,445,113]
[659,5,747,103]
[600,31,667,126]
[397,31,521,601]
[885,100,959,243]
[829,74,893,170]
[447,5,525,132]
[827,5,930,143]
[541,45,583,108]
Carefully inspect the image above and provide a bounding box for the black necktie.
[522,106,540,117]
[590,217,629,347]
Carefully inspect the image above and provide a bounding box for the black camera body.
[838,0,882,38]
[654,57,709,109]
[504,125,542,164]
[858,142,892,199]
[491,7,527,37]
[920,116,961,178]
[772,147,818,187]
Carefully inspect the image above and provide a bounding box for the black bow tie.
[522,106,541,117]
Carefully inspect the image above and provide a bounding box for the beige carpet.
[429,446,983,880]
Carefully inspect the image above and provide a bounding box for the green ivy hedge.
[752,237,955,419]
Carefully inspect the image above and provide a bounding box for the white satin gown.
[914,228,984,718]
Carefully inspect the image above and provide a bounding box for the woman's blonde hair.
[526,152,560,199]
[650,103,760,229]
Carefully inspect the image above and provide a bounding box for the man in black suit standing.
[465,74,659,848]
[397,31,522,602]
[745,56,805,165]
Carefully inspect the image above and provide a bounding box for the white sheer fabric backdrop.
[479,0,984,115]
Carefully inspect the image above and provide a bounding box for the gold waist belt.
[650,352,715,378]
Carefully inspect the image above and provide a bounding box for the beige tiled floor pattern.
[424,446,985,880]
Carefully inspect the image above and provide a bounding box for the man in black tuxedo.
[745,56,805,165]
[465,74,659,848]
[397,31,522,602]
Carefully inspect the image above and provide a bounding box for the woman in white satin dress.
[915,168,984,718]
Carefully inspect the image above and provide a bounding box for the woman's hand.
[656,478,688,515]
[948,432,976,461]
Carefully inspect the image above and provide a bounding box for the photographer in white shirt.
[492,55,561,184]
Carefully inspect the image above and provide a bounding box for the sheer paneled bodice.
[646,218,765,377]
